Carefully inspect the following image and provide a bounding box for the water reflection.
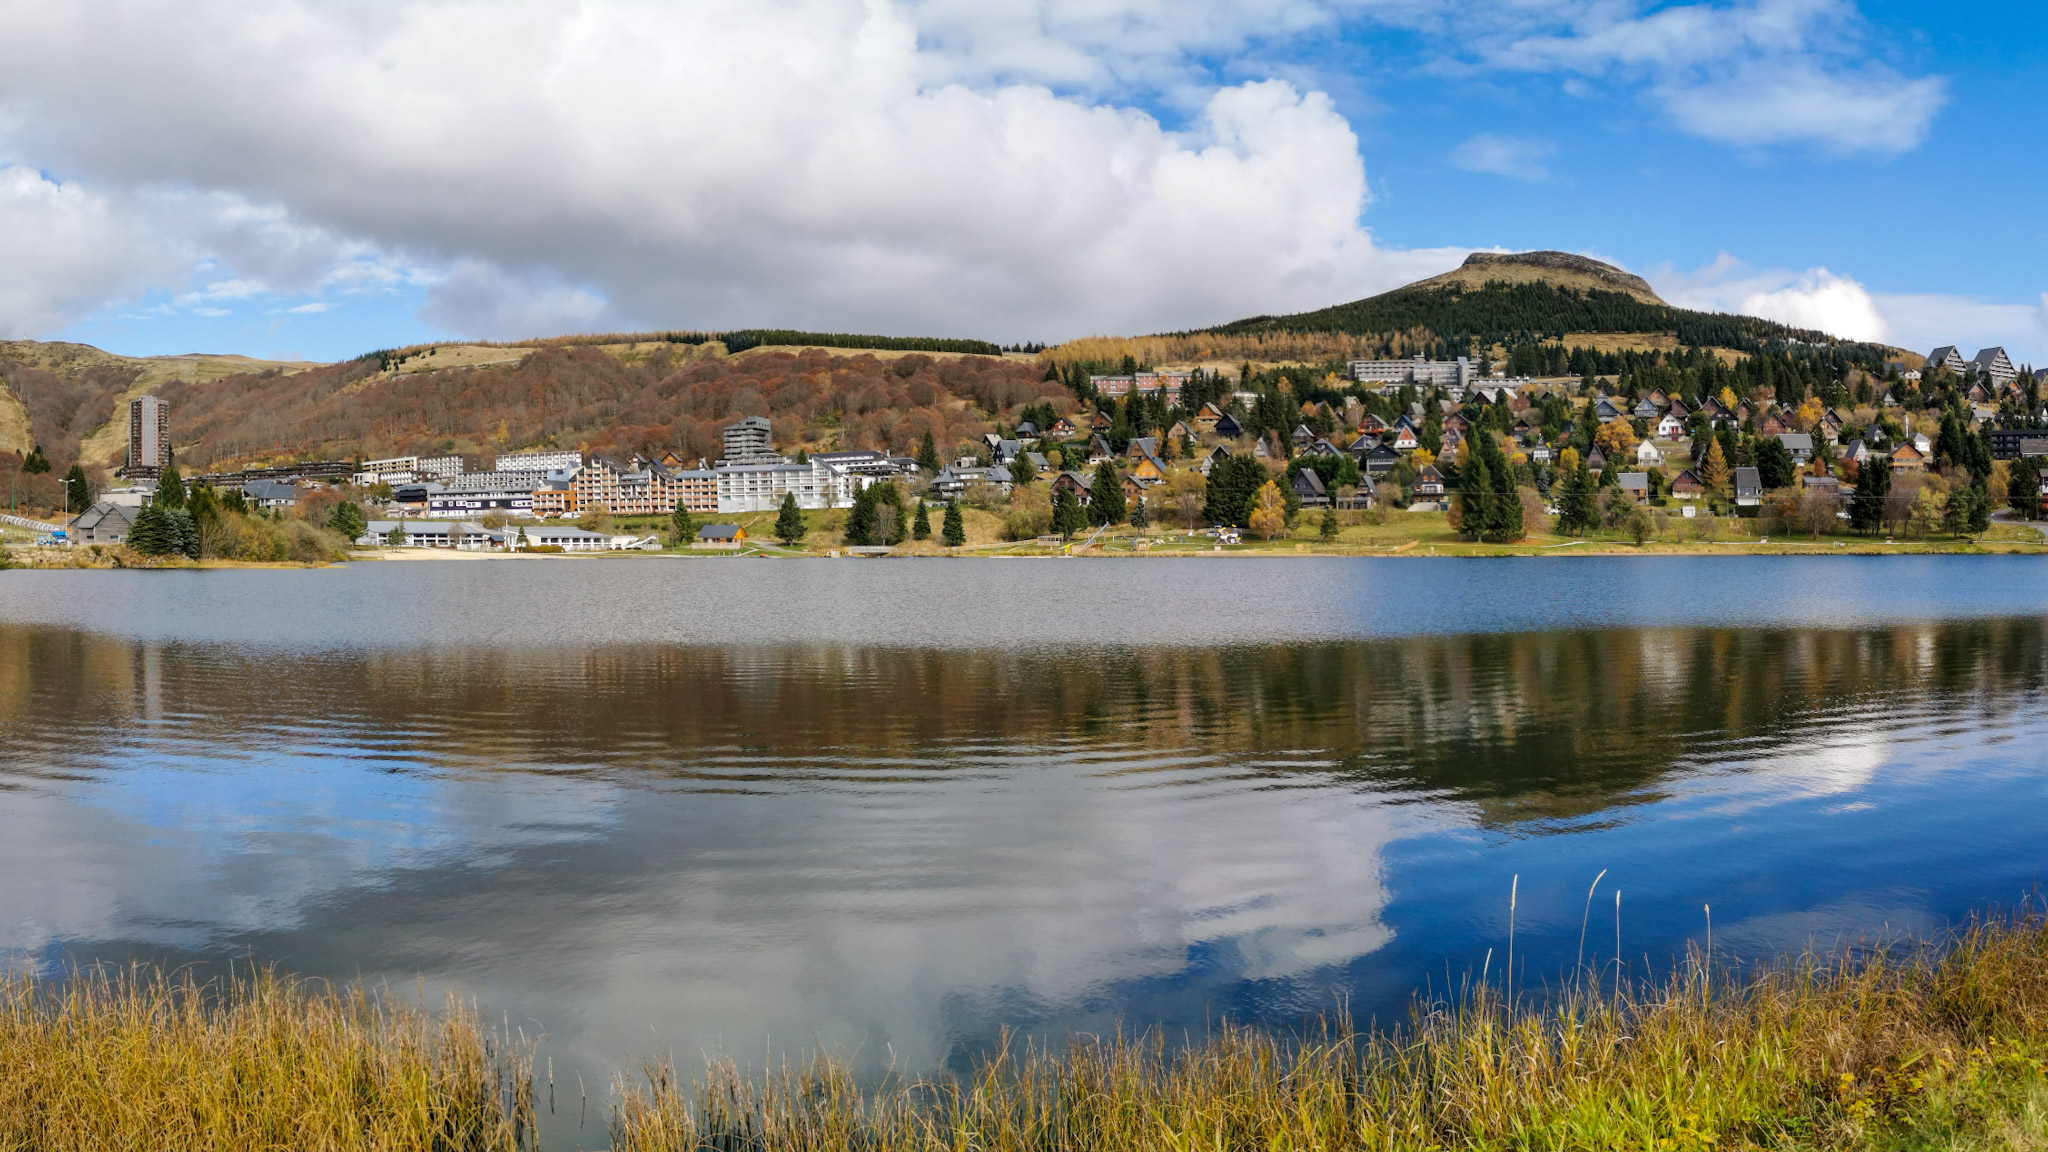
[4,614,2048,1142]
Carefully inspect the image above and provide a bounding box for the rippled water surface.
[6,557,2048,1146]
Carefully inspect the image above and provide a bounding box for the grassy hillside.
[0,341,318,471]
[140,339,1049,471]
[0,329,1039,475]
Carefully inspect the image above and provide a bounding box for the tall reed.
[14,915,2048,1152]
[0,964,534,1152]
[611,912,2048,1151]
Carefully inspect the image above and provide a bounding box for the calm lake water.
[6,556,2048,1146]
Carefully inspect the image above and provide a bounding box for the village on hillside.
[13,339,2048,562]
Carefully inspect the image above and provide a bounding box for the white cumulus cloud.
[0,166,171,337]
[0,0,1469,343]
[1653,253,2048,364]
[1658,255,1886,341]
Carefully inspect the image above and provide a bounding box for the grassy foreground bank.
[13,917,2048,1151]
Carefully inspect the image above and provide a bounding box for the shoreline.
[5,538,2045,568]
[12,913,2048,1151]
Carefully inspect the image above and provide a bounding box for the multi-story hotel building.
[127,395,170,476]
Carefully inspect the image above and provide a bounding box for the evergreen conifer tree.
[167,509,200,559]
[1479,435,1523,541]
[62,464,91,514]
[942,500,966,546]
[22,445,50,474]
[326,500,367,542]
[671,504,698,544]
[843,486,877,546]
[1051,487,1084,539]
[775,492,807,545]
[1319,506,1339,541]
[154,465,185,510]
[1456,448,1494,541]
[1849,461,1891,534]
[127,502,174,555]
[912,500,931,540]
[1088,460,1125,526]
[1128,497,1148,530]
[917,430,941,474]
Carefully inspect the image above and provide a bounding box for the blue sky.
[0,0,2041,365]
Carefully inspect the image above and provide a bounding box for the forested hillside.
[144,342,1050,470]
[1208,281,1857,355]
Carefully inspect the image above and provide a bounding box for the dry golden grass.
[0,965,534,1152]
[611,913,2048,1152]
[16,917,2048,1151]
[0,380,32,456]
[1045,332,1399,373]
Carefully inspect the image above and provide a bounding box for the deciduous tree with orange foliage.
[1593,419,1638,459]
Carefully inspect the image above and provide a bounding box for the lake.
[5,556,2048,1146]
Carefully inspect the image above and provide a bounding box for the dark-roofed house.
[1777,433,1814,464]
[1363,443,1401,475]
[1291,467,1329,508]
[1618,472,1650,504]
[1594,398,1622,424]
[1971,347,2018,386]
[1413,465,1445,497]
[1052,470,1094,505]
[1670,469,1704,499]
[242,479,299,509]
[72,500,137,544]
[1733,466,1763,506]
[1801,476,1845,502]
[695,524,746,548]
[1927,346,1967,375]
[1212,410,1244,439]
[1586,447,1608,475]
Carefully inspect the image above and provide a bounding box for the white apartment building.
[1348,355,1476,390]
[355,456,421,485]
[495,450,583,473]
[716,459,860,513]
[426,487,536,517]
